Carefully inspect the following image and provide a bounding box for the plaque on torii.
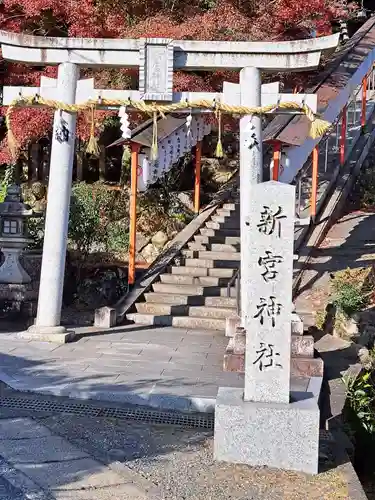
[0,31,338,344]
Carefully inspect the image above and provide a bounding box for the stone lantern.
[0,184,35,284]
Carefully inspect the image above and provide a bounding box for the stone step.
[144,293,205,306]
[291,335,314,357]
[183,250,241,261]
[144,293,237,307]
[188,306,237,319]
[185,258,240,269]
[224,354,322,378]
[136,302,188,315]
[224,352,322,378]
[127,313,226,330]
[296,310,316,330]
[206,221,240,230]
[216,209,238,217]
[222,203,239,210]
[170,266,235,278]
[190,241,241,252]
[292,357,323,377]
[152,282,236,296]
[210,243,240,252]
[194,235,241,245]
[200,228,240,237]
[127,312,173,327]
[224,335,315,372]
[211,215,240,224]
[170,266,208,277]
[172,316,226,330]
[188,242,207,251]
[205,296,237,308]
[160,274,231,287]
[226,334,314,357]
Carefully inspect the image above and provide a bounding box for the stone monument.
[0,184,39,318]
[0,184,34,284]
[214,181,319,475]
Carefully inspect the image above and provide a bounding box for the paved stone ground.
[296,210,375,316]
[0,413,155,499]
[0,323,312,413]
[295,209,375,499]
[0,393,361,500]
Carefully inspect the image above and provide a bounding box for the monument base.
[214,387,319,475]
[18,325,76,344]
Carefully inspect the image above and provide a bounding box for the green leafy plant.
[27,216,45,250]
[199,0,217,10]
[332,282,367,317]
[106,220,129,253]
[315,309,326,330]
[331,268,371,317]
[353,167,375,209]
[0,164,17,202]
[172,212,188,223]
[344,371,375,434]
[68,182,112,257]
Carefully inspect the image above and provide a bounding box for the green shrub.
[332,282,367,317]
[68,182,112,257]
[331,268,371,317]
[344,370,375,474]
[354,168,375,209]
[344,371,375,434]
[106,220,129,253]
[27,216,45,250]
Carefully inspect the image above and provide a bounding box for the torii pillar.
[29,63,79,341]
[0,31,338,342]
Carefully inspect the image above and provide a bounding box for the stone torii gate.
[0,31,339,342]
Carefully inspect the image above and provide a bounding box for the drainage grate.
[0,397,214,430]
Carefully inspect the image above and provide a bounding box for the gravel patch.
[38,414,349,500]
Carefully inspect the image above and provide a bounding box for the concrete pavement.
[0,324,312,413]
[0,416,155,499]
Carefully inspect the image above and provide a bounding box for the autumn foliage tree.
[0,0,354,163]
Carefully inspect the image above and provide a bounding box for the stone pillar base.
[94,306,116,329]
[18,325,76,344]
[214,387,319,475]
[225,315,241,337]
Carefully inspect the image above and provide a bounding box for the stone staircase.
[127,202,241,330]
[126,198,323,378]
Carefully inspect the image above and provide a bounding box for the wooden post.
[361,76,368,129]
[98,144,106,181]
[76,139,84,181]
[27,144,33,183]
[194,141,202,214]
[14,157,23,184]
[28,143,41,183]
[128,142,140,286]
[76,151,84,181]
[272,141,281,181]
[310,145,319,221]
[340,106,347,166]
